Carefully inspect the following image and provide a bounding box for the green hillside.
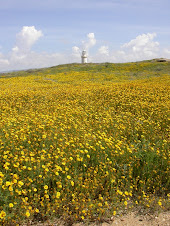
[1,61,170,82]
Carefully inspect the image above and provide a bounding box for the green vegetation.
[1,61,170,79]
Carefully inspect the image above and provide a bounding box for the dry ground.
[27,211,170,226]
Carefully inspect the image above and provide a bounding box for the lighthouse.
[81,50,87,63]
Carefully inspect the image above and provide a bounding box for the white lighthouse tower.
[81,50,87,63]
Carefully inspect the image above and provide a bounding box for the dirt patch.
[101,211,170,226]
[28,211,170,226]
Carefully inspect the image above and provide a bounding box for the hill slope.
[1,61,170,82]
[0,61,169,225]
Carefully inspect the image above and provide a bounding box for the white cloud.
[71,33,96,61]
[119,33,159,61]
[162,48,170,58]
[0,26,45,71]
[122,33,157,49]
[4,51,69,71]
[93,33,161,63]
[0,53,10,71]
[72,46,80,53]
[94,45,110,62]
[98,45,109,56]
[72,46,81,59]
[0,30,169,72]
[13,26,43,54]
[82,33,96,51]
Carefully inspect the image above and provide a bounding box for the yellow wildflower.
[9,203,14,208]
[0,210,6,219]
[44,185,48,190]
[25,210,30,218]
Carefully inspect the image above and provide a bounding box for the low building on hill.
[155,58,170,62]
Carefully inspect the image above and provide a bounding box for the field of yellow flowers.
[0,62,169,224]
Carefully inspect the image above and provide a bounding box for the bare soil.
[28,211,170,226]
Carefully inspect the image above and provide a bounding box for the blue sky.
[0,0,170,71]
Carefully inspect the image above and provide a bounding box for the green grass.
[1,61,170,80]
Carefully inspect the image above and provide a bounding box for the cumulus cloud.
[0,26,46,71]
[72,46,81,58]
[122,33,158,49]
[13,26,43,54]
[71,33,96,62]
[94,32,161,63]
[120,33,160,61]
[93,45,110,62]
[0,29,169,72]
[72,33,97,54]
[91,32,162,63]
[3,26,44,71]
[98,45,109,56]
[82,33,96,50]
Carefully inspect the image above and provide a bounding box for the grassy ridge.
[1,61,170,79]
[0,62,169,224]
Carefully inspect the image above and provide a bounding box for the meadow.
[0,61,169,224]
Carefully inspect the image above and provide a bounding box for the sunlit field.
[0,62,169,224]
